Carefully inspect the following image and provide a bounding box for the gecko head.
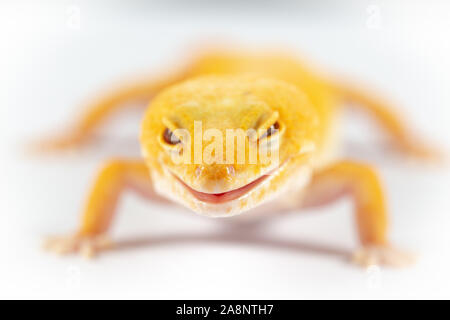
[141,75,320,217]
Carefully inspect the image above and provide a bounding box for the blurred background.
[1,0,449,299]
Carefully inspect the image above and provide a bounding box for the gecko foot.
[351,245,416,268]
[43,234,113,259]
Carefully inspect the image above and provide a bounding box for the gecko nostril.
[195,166,204,178]
[226,165,235,177]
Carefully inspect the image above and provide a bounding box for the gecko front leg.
[44,159,155,258]
[302,160,415,267]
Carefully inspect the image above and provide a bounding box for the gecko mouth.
[174,173,271,204]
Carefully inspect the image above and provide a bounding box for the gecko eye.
[259,121,280,140]
[163,128,181,145]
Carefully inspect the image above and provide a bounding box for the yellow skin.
[39,50,438,266]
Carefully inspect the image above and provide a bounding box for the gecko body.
[40,50,437,266]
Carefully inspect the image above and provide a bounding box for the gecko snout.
[192,164,237,193]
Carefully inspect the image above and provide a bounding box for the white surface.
[1,0,450,299]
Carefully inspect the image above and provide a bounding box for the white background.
[1,0,450,299]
